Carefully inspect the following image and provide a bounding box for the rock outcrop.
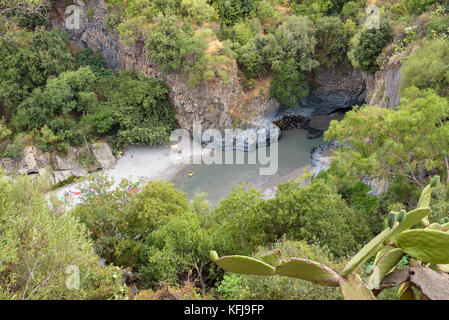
[298,62,367,115]
[364,51,405,109]
[0,142,115,185]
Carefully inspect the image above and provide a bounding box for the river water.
[55,112,344,207]
[170,111,345,205]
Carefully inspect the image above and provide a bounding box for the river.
[55,112,344,207]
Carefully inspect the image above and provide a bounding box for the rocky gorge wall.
[2,0,405,184]
[364,51,405,109]
[0,142,116,184]
[51,0,390,149]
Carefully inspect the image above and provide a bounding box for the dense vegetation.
[0,0,449,301]
[0,29,175,158]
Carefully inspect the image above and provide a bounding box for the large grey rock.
[194,118,281,152]
[18,146,39,174]
[91,142,116,169]
[53,146,78,170]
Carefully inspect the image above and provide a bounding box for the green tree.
[315,16,349,64]
[211,184,265,256]
[270,58,308,108]
[325,87,449,188]
[135,180,190,230]
[71,174,145,267]
[349,17,393,74]
[145,14,207,73]
[0,28,74,118]
[181,0,217,25]
[13,67,97,145]
[140,210,213,290]
[97,71,175,145]
[275,15,319,72]
[0,0,51,29]
[260,179,377,257]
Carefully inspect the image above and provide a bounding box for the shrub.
[401,38,449,96]
[426,16,449,39]
[315,16,349,64]
[349,17,393,74]
[3,134,26,160]
[231,22,253,45]
[210,0,257,25]
[0,172,125,299]
[404,0,437,14]
[181,0,217,25]
[259,179,377,257]
[251,0,275,22]
[270,58,308,108]
[75,48,110,77]
[236,38,263,78]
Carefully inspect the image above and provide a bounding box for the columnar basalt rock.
[364,51,405,109]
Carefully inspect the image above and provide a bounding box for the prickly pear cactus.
[398,282,415,300]
[341,228,392,277]
[260,249,281,267]
[368,248,404,289]
[276,258,340,287]
[387,207,431,240]
[210,251,276,276]
[396,229,449,264]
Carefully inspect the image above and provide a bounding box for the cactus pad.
[276,258,339,287]
[427,223,442,231]
[212,254,276,276]
[373,246,393,265]
[338,274,376,300]
[368,248,404,289]
[398,283,415,300]
[260,249,282,267]
[396,229,449,264]
[342,228,392,277]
